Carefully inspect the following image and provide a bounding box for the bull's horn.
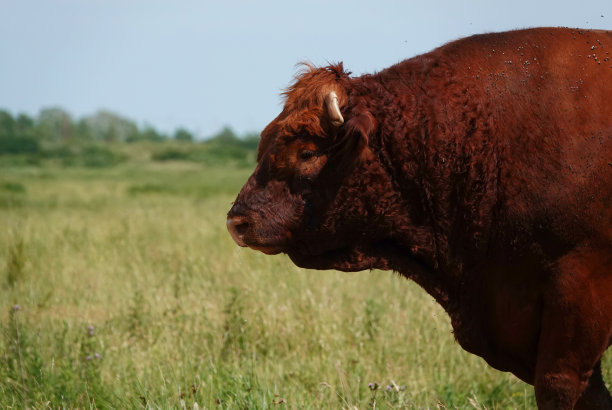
[324,91,344,127]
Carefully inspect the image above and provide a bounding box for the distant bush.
[151,141,255,167]
[208,127,260,150]
[81,145,124,167]
[0,182,26,209]
[127,183,173,195]
[173,128,194,142]
[126,126,166,143]
[1,182,26,194]
[41,144,75,164]
[209,143,248,159]
[151,148,191,161]
[0,137,40,155]
[37,144,125,168]
[241,133,260,150]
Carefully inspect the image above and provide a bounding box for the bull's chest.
[447,278,542,383]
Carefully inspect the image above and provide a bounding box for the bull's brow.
[282,133,322,143]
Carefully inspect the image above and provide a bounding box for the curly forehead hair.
[281,63,349,112]
[257,63,350,158]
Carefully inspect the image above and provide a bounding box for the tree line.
[0,108,259,167]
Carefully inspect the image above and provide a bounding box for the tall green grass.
[0,162,609,408]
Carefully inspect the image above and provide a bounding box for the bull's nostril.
[233,221,249,236]
[227,215,249,247]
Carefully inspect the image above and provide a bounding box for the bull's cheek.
[250,197,305,250]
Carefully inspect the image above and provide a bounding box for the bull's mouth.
[232,235,287,256]
[248,243,284,255]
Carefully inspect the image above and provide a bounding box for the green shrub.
[0,182,27,209]
[81,145,124,167]
[0,137,39,155]
[1,182,26,194]
[151,148,191,161]
[36,143,124,167]
[127,183,173,195]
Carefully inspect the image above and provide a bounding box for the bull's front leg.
[534,248,612,410]
[574,361,612,410]
[535,353,611,410]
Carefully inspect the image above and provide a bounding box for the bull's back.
[441,28,612,243]
[466,29,612,245]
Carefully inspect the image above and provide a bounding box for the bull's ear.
[344,102,376,145]
[324,91,344,127]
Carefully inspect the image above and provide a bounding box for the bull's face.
[227,66,402,271]
[226,124,337,255]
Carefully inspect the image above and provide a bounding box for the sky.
[1,0,611,139]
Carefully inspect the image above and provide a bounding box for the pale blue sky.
[1,0,611,138]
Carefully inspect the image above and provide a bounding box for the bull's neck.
[348,62,494,311]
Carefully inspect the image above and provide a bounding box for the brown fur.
[227,27,612,409]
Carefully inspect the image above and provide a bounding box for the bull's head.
[227,64,421,272]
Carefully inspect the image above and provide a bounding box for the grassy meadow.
[0,149,609,408]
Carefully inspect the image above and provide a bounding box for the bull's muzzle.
[226,203,287,255]
[226,213,249,247]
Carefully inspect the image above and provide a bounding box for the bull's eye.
[299,150,317,160]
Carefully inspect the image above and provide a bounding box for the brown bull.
[227,27,612,409]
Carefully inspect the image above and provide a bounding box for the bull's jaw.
[287,242,391,272]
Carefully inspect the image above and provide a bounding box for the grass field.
[0,159,609,409]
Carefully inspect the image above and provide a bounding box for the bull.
[227,27,612,409]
